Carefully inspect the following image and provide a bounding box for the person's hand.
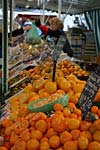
[23,25,32,31]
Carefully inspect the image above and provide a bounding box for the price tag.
[77,72,100,119]
[53,35,66,61]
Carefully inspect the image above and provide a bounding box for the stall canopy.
[0,0,100,15]
[7,0,100,15]
[11,0,100,52]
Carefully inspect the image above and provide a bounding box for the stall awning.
[7,0,100,15]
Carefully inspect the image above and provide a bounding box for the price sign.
[77,72,100,119]
[53,35,66,62]
[52,36,66,82]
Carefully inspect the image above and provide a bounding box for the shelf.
[8,64,30,81]
[9,76,28,88]
[8,60,23,70]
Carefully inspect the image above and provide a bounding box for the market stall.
[0,0,100,150]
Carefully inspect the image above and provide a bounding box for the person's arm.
[8,26,32,37]
[39,25,48,35]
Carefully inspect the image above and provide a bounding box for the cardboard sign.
[53,35,66,61]
[77,72,100,119]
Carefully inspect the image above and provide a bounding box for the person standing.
[35,17,73,57]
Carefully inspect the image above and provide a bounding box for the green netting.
[27,94,69,113]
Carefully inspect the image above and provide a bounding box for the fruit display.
[7,42,44,96]
[1,59,100,150]
[1,102,100,149]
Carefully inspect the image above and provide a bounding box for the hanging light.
[25,4,30,8]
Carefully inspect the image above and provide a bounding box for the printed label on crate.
[77,72,100,119]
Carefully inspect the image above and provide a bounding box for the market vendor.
[0,25,32,58]
[35,17,73,57]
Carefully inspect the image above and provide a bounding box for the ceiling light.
[25,4,30,8]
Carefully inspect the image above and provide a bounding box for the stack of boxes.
[66,27,97,62]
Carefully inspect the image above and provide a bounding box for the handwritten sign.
[53,35,66,62]
[77,72,100,119]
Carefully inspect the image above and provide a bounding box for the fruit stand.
[1,54,100,149]
[1,1,100,150]
[1,18,100,150]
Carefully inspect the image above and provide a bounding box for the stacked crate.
[67,33,82,57]
[66,28,97,61]
[83,31,97,61]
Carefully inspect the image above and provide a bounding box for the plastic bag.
[25,22,41,45]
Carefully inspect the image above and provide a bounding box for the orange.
[98,109,100,117]
[33,78,45,91]
[78,135,89,150]
[89,124,97,134]
[51,114,66,132]
[14,140,26,150]
[67,102,76,111]
[74,108,82,116]
[24,83,33,93]
[64,140,78,150]
[93,130,100,142]
[39,91,50,98]
[58,80,71,92]
[56,147,64,150]
[39,141,50,150]
[4,126,13,136]
[56,89,65,95]
[1,118,12,128]
[0,147,8,150]
[94,119,100,130]
[10,132,19,145]
[20,129,31,141]
[46,128,58,138]
[35,119,48,133]
[38,88,46,95]
[81,131,92,142]
[53,103,64,112]
[49,135,60,149]
[26,139,39,150]
[3,142,11,149]
[60,131,72,144]
[68,118,80,130]
[80,120,91,131]
[88,141,100,150]
[19,104,29,117]
[44,81,57,94]
[91,106,99,114]
[31,130,43,140]
[29,95,40,103]
[70,113,77,118]
[40,137,48,143]
[63,107,71,117]
[70,129,81,140]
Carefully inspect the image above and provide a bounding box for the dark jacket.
[39,25,73,57]
[48,29,73,57]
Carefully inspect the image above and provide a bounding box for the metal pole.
[2,0,8,94]
[58,0,62,19]
[42,0,45,25]
[10,0,13,40]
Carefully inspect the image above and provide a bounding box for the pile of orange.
[1,103,100,150]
